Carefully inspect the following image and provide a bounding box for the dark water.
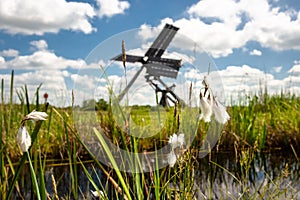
[11,151,300,199]
[195,151,300,199]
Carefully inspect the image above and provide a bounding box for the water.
[11,151,300,199]
[195,151,300,199]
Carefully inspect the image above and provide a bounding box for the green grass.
[1,70,299,199]
[222,93,300,151]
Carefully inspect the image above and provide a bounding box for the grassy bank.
[222,93,300,152]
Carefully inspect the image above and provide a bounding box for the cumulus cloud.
[183,64,300,105]
[140,0,300,58]
[225,64,300,101]
[1,50,86,70]
[0,49,19,57]
[0,40,106,70]
[0,40,108,106]
[1,69,70,107]
[30,40,48,51]
[0,56,5,64]
[283,63,300,94]
[71,74,98,91]
[0,0,130,35]
[188,0,241,27]
[218,65,281,96]
[249,49,262,56]
[288,64,300,75]
[96,0,130,18]
[0,0,96,35]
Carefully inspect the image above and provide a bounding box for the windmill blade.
[149,57,181,69]
[111,54,144,63]
[145,24,179,58]
[145,63,179,79]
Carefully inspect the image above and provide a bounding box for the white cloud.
[188,0,241,28]
[0,49,19,57]
[249,49,262,56]
[0,0,132,35]
[0,56,5,64]
[72,72,127,106]
[71,74,97,92]
[213,64,300,103]
[0,40,99,70]
[142,0,300,58]
[283,65,300,95]
[286,64,300,93]
[294,60,300,64]
[272,66,282,73]
[96,0,130,18]
[138,23,167,42]
[241,1,300,51]
[184,64,297,104]
[3,69,70,107]
[62,70,70,77]
[0,40,109,106]
[288,64,300,75]
[30,40,48,50]
[1,50,86,70]
[15,70,66,90]
[0,0,96,35]
[174,18,244,57]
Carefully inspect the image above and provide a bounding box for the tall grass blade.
[64,118,78,199]
[154,145,160,200]
[0,78,6,200]
[1,78,3,104]
[133,137,143,199]
[38,150,47,200]
[35,83,42,111]
[26,152,41,200]
[32,84,43,190]
[24,84,30,114]
[93,127,132,200]
[9,70,14,129]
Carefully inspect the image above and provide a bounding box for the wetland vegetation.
[1,71,299,199]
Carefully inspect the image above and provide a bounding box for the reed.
[222,93,300,151]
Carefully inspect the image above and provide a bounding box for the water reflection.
[12,152,299,199]
[195,152,300,199]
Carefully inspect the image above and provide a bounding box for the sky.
[1,0,300,107]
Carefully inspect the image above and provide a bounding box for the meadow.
[1,71,300,199]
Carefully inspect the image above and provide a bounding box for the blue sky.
[1,0,300,106]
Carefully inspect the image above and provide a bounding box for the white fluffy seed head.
[167,150,177,167]
[199,93,213,122]
[25,110,48,122]
[168,133,185,149]
[212,98,230,124]
[16,126,31,152]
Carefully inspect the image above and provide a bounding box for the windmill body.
[111,24,184,106]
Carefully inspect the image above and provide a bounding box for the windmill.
[111,24,185,107]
